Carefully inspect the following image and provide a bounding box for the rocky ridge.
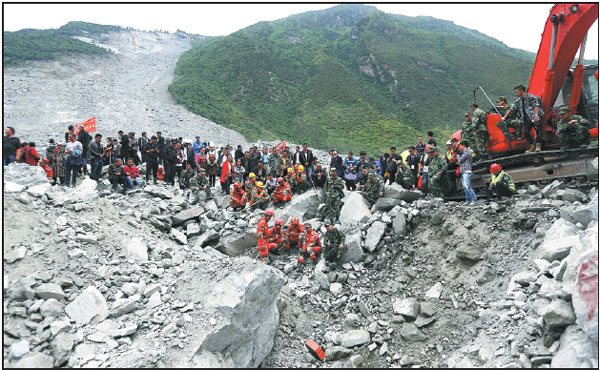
[3,160,598,368]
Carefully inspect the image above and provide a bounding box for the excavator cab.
[553,64,599,128]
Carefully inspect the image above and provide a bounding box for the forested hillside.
[3,22,119,67]
[169,5,535,153]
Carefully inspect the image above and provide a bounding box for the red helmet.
[265,209,274,217]
[490,163,502,174]
[293,164,299,170]
[277,177,284,184]
[275,218,284,226]
[233,182,242,188]
[290,217,299,225]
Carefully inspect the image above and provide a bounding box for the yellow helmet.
[256,181,264,187]
[287,168,294,173]
[248,172,256,178]
[298,165,304,172]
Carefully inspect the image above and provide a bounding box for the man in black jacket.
[405,146,420,188]
[156,131,165,165]
[119,131,129,160]
[386,146,401,185]
[330,149,344,179]
[138,132,149,163]
[89,133,104,181]
[164,140,177,186]
[299,143,314,184]
[311,163,327,188]
[128,132,140,165]
[108,158,128,192]
[145,135,160,184]
[77,128,92,176]
[3,127,20,166]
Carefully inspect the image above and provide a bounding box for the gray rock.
[327,346,352,361]
[374,197,400,212]
[425,282,443,300]
[551,325,598,368]
[314,259,330,290]
[143,283,162,297]
[196,229,221,248]
[538,219,581,261]
[4,181,26,193]
[414,315,436,328]
[109,298,138,317]
[338,230,365,264]
[330,282,343,295]
[26,183,51,198]
[143,185,174,199]
[456,246,482,263]
[383,183,406,198]
[12,351,54,368]
[561,207,598,228]
[393,298,420,320]
[172,206,205,225]
[400,322,427,341]
[571,250,598,345]
[557,189,587,202]
[541,180,565,198]
[55,216,67,226]
[147,291,162,309]
[420,302,435,317]
[65,286,109,325]
[52,333,74,366]
[339,192,372,226]
[364,221,386,252]
[4,246,27,263]
[392,212,407,236]
[219,231,257,256]
[275,189,323,222]
[9,340,30,359]
[340,330,371,348]
[430,210,449,226]
[39,298,64,318]
[126,237,148,262]
[186,223,201,237]
[540,299,576,328]
[3,163,49,188]
[35,283,64,300]
[171,228,188,245]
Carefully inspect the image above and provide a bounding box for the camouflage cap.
[198,168,206,173]
[464,112,472,117]
[329,168,336,173]
[471,101,479,107]
[427,146,437,153]
[324,220,332,227]
[558,106,571,115]
[496,96,507,103]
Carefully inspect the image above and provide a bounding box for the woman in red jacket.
[220,155,234,195]
[24,142,40,166]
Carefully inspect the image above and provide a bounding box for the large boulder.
[339,192,372,226]
[65,178,99,203]
[4,181,26,193]
[374,197,400,212]
[383,183,422,202]
[560,206,598,229]
[64,286,109,325]
[539,299,576,328]
[551,325,598,368]
[557,189,588,202]
[541,180,565,198]
[172,207,205,225]
[364,221,386,252]
[26,183,52,198]
[392,212,407,236]
[3,163,48,188]
[338,230,365,264]
[143,185,174,199]
[538,218,581,261]
[195,229,221,248]
[571,250,598,345]
[274,190,323,222]
[219,231,258,257]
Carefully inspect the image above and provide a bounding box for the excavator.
[446,3,599,197]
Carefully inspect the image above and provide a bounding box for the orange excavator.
[447,3,599,196]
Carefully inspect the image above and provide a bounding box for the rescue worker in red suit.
[257,209,274,263]
[230,182,246,211]
[273,177,292,207]
[268,219,286,253]
[298,222,322,263]
[286,217,305,253]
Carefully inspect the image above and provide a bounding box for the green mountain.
[169,4,536,154]
[3,21,119,67]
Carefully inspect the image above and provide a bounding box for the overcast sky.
[3,3,598,59]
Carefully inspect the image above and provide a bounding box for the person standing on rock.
[298,222,322,264]
[64,125,75,143]
[24,142,40,166]
[191,168,212,202]
[427,146,448,198]
[456,141,477,205]
[406,146,420,189]
[220,155,234,195]
[156,131,165,165]
[196,146,208,173]
[268,148,281,177]
[164,140,177,186]
[118,131,128,160]
[320,168,345,222]
[323,221,345,266]
[192,135,204,156]
[173,142,185,184]
[487,163,515,201]
[64,134,83,187]
[145,135,160,184]
[233,158,246,185]
[128,132,141,165]
[300,143,314,185]
[89,133,104,181]
[138,132,149,163]
[257,209,274,263]
[207,149,218,188]
[77,127,92,177]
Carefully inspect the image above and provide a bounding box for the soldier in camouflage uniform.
[319,168,345,223]
[323,221,345,266]
[461,112,476,152]
[268,150,281,177]
[249,182,271,210]
[556,106,590,149]
[494,96,522,141]
[395,163,414,190]
[470,102,489,160]
[295,165,311,193]
[503,85,544,152]
[427,146,448,198]
[191,168,212,202]
[361,171,384,206]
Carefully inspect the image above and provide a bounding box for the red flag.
[75,117,96,135]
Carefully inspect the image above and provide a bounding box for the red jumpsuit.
[273,182,292,204]
[300,229,322,260]
[268,226,285,249]
[230,188,246,209]
[257,217,276,261]
[286,223,305,250]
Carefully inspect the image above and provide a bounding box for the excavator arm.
[528,3,598,118]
